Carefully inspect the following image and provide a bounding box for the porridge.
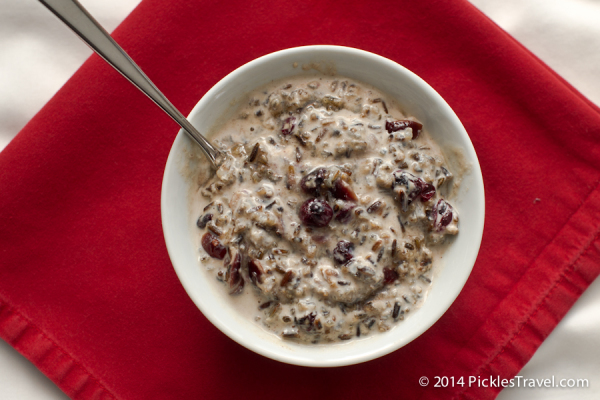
[190,74,459,343]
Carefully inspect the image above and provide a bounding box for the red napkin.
[2,0,600,399]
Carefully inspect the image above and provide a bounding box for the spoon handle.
[39,0,223,168]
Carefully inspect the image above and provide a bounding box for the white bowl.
[161,45,485,367]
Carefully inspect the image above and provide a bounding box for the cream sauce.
[189,75,459,343]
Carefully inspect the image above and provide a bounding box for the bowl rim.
[161,45,485,367]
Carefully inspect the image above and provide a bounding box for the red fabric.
[2,0,600,399]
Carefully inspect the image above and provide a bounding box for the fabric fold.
[0,300,117,399]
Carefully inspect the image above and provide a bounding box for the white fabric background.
[1,0,599,398]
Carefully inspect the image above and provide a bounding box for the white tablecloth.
[1,0,599,398]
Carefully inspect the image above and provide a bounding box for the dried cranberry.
[333,240,354,264]
[300,167,327,196]
[383,267,399,284]
[331,178,358,201]
[334,202,355,224]
[248,259,265,286]
[432,199,454,231]
[281,116,296,135]
[226,252,244,294]
[201,232,227,259]
[385,119,423,139]
[393,170,436,206]
[417,181,436,202]
[299,198,333,228]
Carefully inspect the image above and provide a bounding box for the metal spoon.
[39,0,223,169]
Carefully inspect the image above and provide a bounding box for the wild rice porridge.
[191,74,459,343]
